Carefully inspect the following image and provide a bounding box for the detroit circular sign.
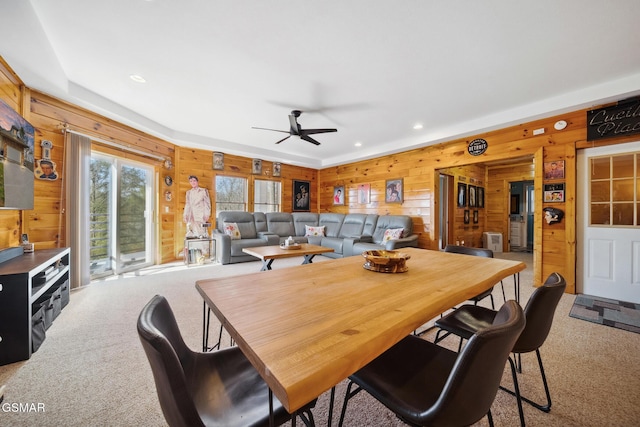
[467,138,488,156]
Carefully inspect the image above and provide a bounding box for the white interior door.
[577,140,640,304]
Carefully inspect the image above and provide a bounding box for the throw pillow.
[223,222,242,240]
[382,228,404,242]
[305,225,326,237]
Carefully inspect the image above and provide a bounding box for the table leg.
[302,254,316,264]
[202,301,209,352]
[261,259,274,271]
[514,272,520,303]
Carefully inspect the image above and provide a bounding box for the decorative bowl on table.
[362,250,410,273]
[280,243,301,250]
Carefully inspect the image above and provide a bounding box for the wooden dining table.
[195,247,525,414]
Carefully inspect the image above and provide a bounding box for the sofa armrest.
[258,232,280,245]
[212,231,232,265]
[342,235,373,257]
[384,234,419,250]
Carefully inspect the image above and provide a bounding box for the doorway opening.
[509,181,534,252]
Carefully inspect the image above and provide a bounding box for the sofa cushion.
[223,222,242,240]
[318,213,345,238]
[217,211,258,239]
[292,213,319,236]
[305,225,325,237]
[338,213,368,238]
[372,215,413,244]
[382,228,404,242]
[266,212,296,237]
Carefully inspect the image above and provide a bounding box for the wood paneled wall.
[4,55,640,293]
[172,147,317,259]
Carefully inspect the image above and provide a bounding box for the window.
[215,175,247,218]
[590,153,639,226]
[254,179,281,213]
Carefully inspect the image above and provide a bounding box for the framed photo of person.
[213,152,224,170]
[473,210,479,224]
[358,184,370,204]
[544,183,565,202]
[477,186,485,208]
[464,209,470,224]
[544,160,565,180]
[273,162,281,177]
[385,178,403,203]
[252,159,262,175]
[468,185,477,208]
[457,183,467,208]
[333,186,345,205]
[293,180,310,211]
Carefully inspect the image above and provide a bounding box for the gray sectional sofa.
[213,211,418,265]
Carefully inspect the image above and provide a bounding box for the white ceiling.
[2,0,640,169]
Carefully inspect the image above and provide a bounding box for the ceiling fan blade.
[300,128,337,135]
[252,126,290,134]
[275,135,292,144]
[300,134,321,146]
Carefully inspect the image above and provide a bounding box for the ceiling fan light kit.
[252,110,337,145]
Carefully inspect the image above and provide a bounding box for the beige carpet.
[1,252,639,426]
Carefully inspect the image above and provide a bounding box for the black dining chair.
[443,245,506,308]
[433,272,566,427]
[338,300,525,427]
[137,295,316,427]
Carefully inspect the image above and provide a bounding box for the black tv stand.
[0,248,71,365]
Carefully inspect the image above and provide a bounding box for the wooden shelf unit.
[0,248,71,365]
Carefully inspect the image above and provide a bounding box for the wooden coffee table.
[242,243,334,271]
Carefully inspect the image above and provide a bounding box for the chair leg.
[505,356,526,427]
[500,280,506,303]
[338,380,363,427]
[487,409,495,427]
[501,349,553,426]
[489,293,495,310]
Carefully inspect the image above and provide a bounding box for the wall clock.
[164,175,173,186]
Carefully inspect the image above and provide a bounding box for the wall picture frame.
[385,178,403,203]
[293,180,310,211]
[468,185,477,208]
[544,160,565,180]
[252,158,262,175]
[544,183,565,202]
[358,183,370,204]
[464,209,470,224]
[457,182,467,208]
[213,152,224,170]
[333,186,345,205]
[477,186,485,208]
[273,162,281,177]
[473,209,479,224]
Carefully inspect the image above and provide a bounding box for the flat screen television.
[0,99,34,210]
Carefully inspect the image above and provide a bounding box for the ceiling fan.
[252,110,337,145]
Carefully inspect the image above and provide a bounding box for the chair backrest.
[443,244,494,258]
[514,272,566,353]
[422,300,525,426]
[443,245,495,301]
[137,295,204,427]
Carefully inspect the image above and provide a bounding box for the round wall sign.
[468,138,488,156]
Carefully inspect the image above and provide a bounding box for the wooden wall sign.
[587,98,640,141]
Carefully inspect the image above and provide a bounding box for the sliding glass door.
[90,153,155,278]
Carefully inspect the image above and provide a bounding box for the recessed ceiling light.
[129,74,146,83]
[354,142,362,147]
[413,123,423,130]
